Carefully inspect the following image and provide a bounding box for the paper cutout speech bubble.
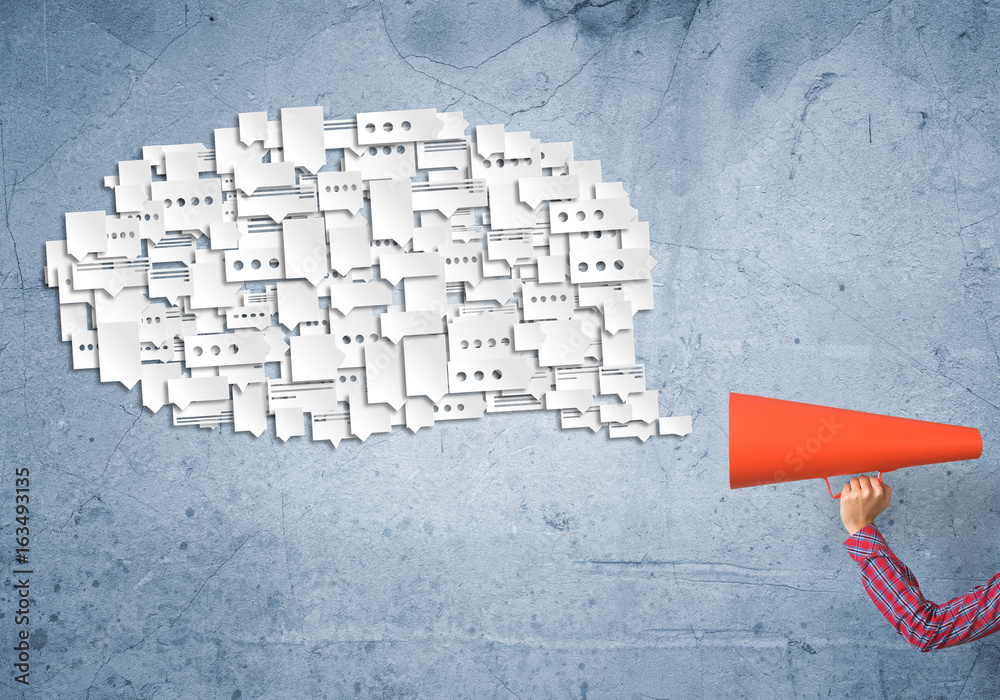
[44,107,691,445]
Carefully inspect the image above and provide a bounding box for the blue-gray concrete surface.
[2,0,1000,697]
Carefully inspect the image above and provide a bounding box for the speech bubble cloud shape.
[43,107,691,443]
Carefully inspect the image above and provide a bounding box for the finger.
[857,476,871,497]
[870,478,883,499]
[849,477,861,492]
[842,480,856,498]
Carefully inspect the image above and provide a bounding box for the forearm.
[846,524,1000,650]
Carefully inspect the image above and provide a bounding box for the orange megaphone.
[729,392,983,498]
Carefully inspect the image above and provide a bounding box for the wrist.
[844,520,872,537]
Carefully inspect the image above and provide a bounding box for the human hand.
[840,475,892,537]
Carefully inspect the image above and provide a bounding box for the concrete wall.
[2,0,999,697]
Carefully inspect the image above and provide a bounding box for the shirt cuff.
[844,523,887,566]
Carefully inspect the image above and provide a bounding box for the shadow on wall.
[523,0,700,36]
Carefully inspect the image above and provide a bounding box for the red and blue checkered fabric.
[846,524,1000,651]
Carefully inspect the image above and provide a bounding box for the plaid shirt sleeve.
[845,523,1000,651]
